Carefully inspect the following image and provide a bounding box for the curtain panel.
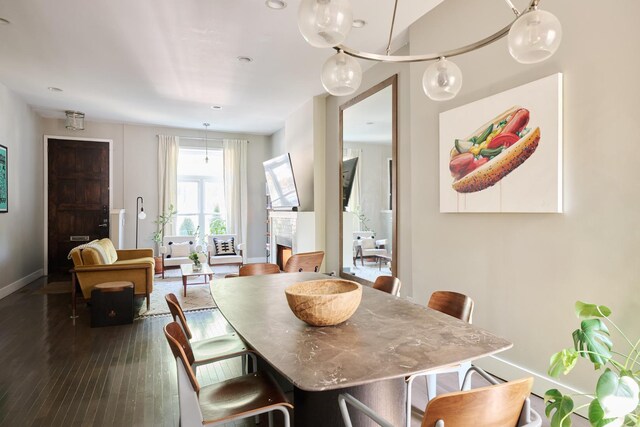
[158,135,179,236]
[223,139,248,252]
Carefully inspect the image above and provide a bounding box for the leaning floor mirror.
[340,75,397,284]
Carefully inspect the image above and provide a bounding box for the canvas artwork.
[439,73,563,213]
[0,144,7,213]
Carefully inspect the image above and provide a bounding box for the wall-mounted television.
[263,153,300,210]
[342,157,359,210]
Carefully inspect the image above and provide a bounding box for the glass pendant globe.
[422,58,462,101]
[138,211,146,220]
[508,9,562,64]
[298,0,353,48]
[321,51,362,96]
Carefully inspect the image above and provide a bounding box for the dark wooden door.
[48,139,110,276]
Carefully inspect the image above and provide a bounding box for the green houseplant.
[151,204,177,273]
[545,301,639,427]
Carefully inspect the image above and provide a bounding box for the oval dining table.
[211,272,512,426]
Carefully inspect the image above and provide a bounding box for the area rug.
[137,265,239,318]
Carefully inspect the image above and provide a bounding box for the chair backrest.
[165,293,193,339]
[372,276,401,296]
[421,377,533,427]
[239,263,281,276]
[283,251,325,273]
[427,291,474,323]
[164,322,199,392]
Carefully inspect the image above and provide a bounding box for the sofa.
[160,235,207,278]
[69,238,155,309]
[207,234,244,267]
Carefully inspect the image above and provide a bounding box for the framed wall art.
[0,144,7,213]
[439,73,563,213]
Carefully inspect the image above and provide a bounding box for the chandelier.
[297,0,561,100]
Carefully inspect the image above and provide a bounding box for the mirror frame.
[339,74,398,284]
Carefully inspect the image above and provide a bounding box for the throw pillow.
[214,237,236,256]
[167,241,193,258]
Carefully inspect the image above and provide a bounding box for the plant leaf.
[572,318,613,368]
[545,389,574,427]
[549,349,579,377]
[575,301,612,318]
[589,398,625,427]
[596,370,640,419]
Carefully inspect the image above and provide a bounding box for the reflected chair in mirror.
[372,276,401,297]
[165,293,256,374]
[405,291,475,425]
[164,322,293,427]
[339,366,541,427]
[240,263,281,276]
[283,251,325,273]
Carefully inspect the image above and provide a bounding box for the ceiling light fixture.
[48,87,63,92]
[210,105,222,110]
[203,122,210,163]
[352,19,366,28]
[0,18,10,25]
[265,0,287,10]
[298,0,561,100]
[237,56,253,63]
[65,110,85,130]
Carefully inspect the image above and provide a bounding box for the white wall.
[0,83,43,298]
[407,0,640,394]
[39,119,272,259]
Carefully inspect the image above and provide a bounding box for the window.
[177,147,226,237]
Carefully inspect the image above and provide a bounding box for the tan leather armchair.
[69,238,155,309]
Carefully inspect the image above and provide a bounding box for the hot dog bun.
[452,127,540,193]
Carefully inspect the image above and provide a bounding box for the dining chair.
[165,293,257,374]
[372,276,401,296]
[283,251,325,273]
[339,366,541,427]
[164,322,293,427]
[239,262,281,276]
[405,291,475,426]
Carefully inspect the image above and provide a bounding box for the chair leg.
[426,374,437,401]
[268,411,274,427]
[459,362,472,390]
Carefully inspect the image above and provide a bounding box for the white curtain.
[158,135,179,236]
[223,139,248,248]
[343,147,362,214]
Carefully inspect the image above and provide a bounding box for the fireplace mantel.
[268,211,316,268]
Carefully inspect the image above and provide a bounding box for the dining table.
[211,272,512,426]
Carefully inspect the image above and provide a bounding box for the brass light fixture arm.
[336,0,540,63]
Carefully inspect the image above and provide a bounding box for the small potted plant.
[188,251,202,271]
[151,204,177,274]
[545,301,639,427]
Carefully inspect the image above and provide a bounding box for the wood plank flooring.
[0,276,588,426]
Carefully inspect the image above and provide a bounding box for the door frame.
[43,135,113,276]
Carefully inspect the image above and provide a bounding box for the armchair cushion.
[213,237,236,256]
[167,240,193,258]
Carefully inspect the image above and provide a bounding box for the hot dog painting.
[448,106,541,193]
[439,73,562,213]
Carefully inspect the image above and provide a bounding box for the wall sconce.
[136,196,146,248]
[65,110,85,130]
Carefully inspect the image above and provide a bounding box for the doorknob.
[98,224,108,228]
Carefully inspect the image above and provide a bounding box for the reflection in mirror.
[340,77,396,284]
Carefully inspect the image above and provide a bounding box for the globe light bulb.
[422,58,463,101]
[321,51,362,96]
[508,8,562,64]
[298,0,353,48]
[138,210,146,220]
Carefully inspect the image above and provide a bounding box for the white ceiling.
[0,0,442,134]
[343,85,392,143]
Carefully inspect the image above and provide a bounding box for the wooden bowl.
[284,279,362,326]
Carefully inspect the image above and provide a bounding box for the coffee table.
[376,253,392,271]
[179,263,213,297]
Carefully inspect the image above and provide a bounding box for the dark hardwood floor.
[0,276,588,427]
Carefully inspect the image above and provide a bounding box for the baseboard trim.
[475,355,589,417]
[0,269,44,300]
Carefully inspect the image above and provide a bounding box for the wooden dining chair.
[372,276,401,296]
[340,367,540,427]
[164,322,293,427]
[239,262,281,276]
[165,293,256,373]
[283,251,325,273]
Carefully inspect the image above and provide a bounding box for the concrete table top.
[211,272,512,392]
